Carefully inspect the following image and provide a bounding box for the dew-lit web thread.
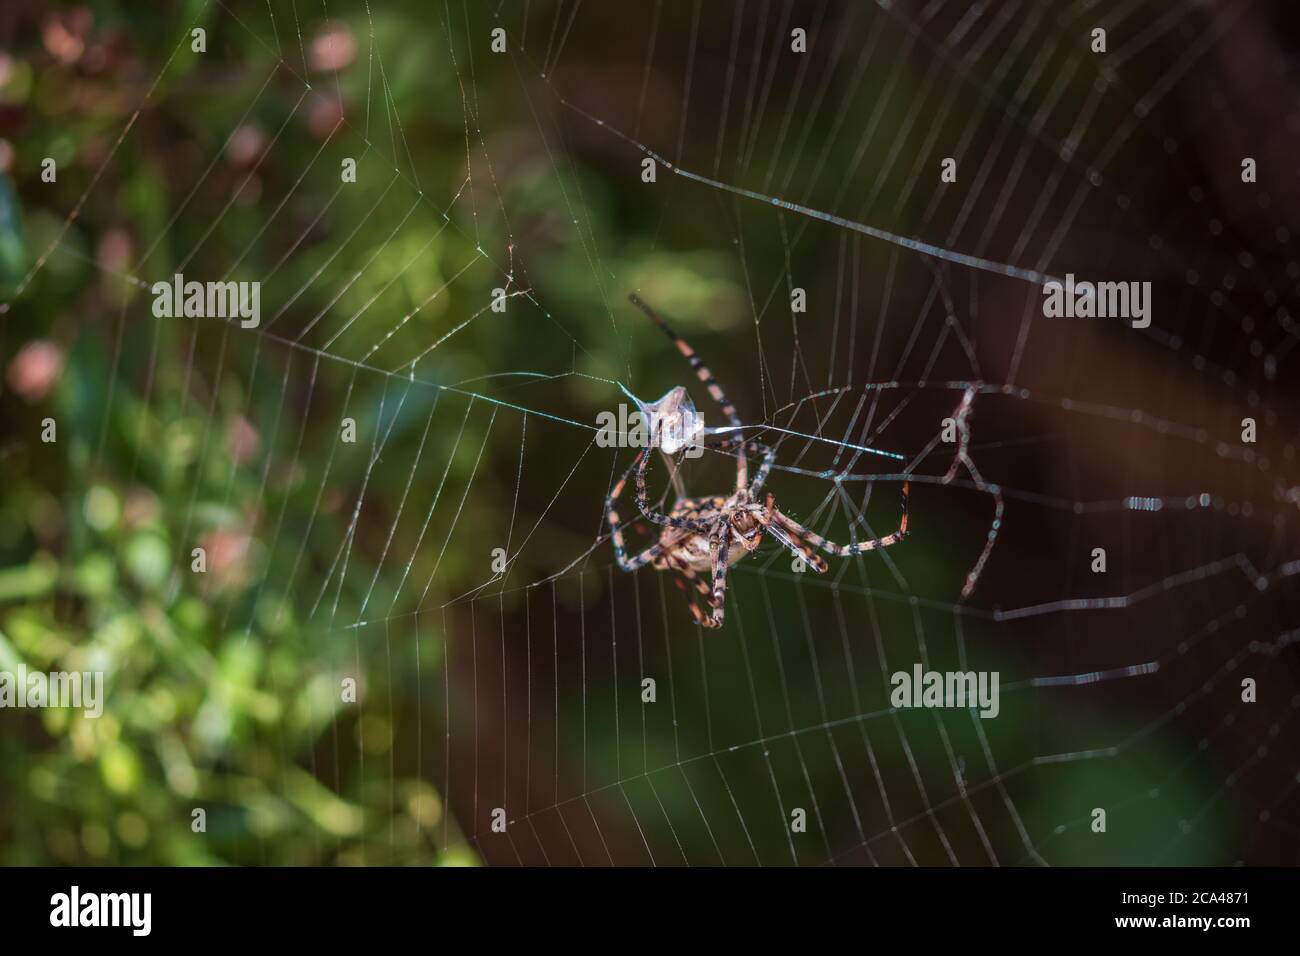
[15,1,1294,868]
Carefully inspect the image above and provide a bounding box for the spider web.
[6,0,1300,867]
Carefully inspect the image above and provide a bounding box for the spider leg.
[630,293,749,491]
[634,446,712,532]
[702,525,733,628]
[774,480,911,557]
[746,440,776,497]
[606,451,674,570]
[669,559,716,628]
[711,436,776,498]
[754,494,829,572]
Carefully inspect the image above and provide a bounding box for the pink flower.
[225,415,260,465]
[199,529,252,590]
[7,340,65,402]
[310,22,357,73]
[42,10,93,65]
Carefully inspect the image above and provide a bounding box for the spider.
[606,294,911,628]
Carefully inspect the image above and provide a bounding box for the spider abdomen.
[652,495,763,572]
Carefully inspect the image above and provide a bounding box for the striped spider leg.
[761,480,911,567]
